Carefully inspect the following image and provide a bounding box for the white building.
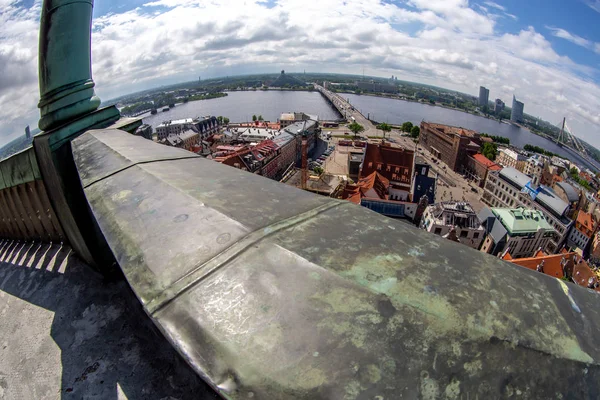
[479,207,555,259]
[523,155,545,186]
[420,201,485,249]
[279,112,318,129]
[482,167,573,254]
[156,118,195,140]
[239,127,279,143]
[496,148,526,171]
[156,116,219,141]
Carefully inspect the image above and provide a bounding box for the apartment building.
[496,148,526,171]
[420,201,485,249]
[482,167,573,253]
[479,207,555,259]
[419,122,481,172]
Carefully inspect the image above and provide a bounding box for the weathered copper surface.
[74,129,600,399]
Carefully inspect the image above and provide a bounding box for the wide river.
[141,90,597,170]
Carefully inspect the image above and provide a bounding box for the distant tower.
[25,125,31,139]
[281,70,285,75]
[511,95,524,123]
[479,86,489,107]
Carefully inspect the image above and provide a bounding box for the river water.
[142,91,340,127]
[141,90,596,170]
[343,93,597,170]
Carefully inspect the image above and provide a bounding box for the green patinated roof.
[73,130,600,400]
[491,207,554,234]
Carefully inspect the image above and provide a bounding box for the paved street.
[390,133,486,211]
[315,85,377,137]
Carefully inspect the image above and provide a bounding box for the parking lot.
[309,138,342,174]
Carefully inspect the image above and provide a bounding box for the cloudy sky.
[1,0,600,147]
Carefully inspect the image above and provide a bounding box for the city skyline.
[2,0,600,147]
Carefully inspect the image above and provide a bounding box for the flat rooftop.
[492,208,554,234]
[157,118,194,127]
[425,122,479,138]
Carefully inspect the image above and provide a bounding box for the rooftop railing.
[0,0,599,398]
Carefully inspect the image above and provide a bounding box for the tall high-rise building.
[479,86,489,107]
[494,99,505,113]
[25,125,31,139]
[511,95,524,123]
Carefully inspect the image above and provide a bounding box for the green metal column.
[38,0,101,131]
[34,0,125,269]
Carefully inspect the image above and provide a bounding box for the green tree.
[348,122,365,138]
[482,142,498,161]
[410,125,420,139]
[313,166,324,175]
[376,123,392,139]
[570,167,579,178]
[223,117,230,125]
[401,121,413,133]
[217,116,223,125]
[252,115,257,122]
[258,115,264,121]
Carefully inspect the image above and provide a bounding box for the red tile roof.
[472,153,502,170]
[360,142,414,183]
[342,171,390,204]
[503,251,600,292]
[577,211,594,231]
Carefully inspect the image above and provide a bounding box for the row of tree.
[523,144,557,157]
[216,116,230,125]
[346,121,420,139]
[401,121,420,138]
[252,115,264,122]
[570,167,592,190]
[185,92,228,102]
[480,133,510,145]
[482,142,498,161]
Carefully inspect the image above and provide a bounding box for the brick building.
[419,122,481,172]
[342,171,417,219]
[463,153,502,187]
[360,142,414,201]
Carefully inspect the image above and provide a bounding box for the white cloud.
[547,26,600,55]
[484,1,505,11]
[582,0,600,13]
[0,0,41,141]
[1,0,600,147]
